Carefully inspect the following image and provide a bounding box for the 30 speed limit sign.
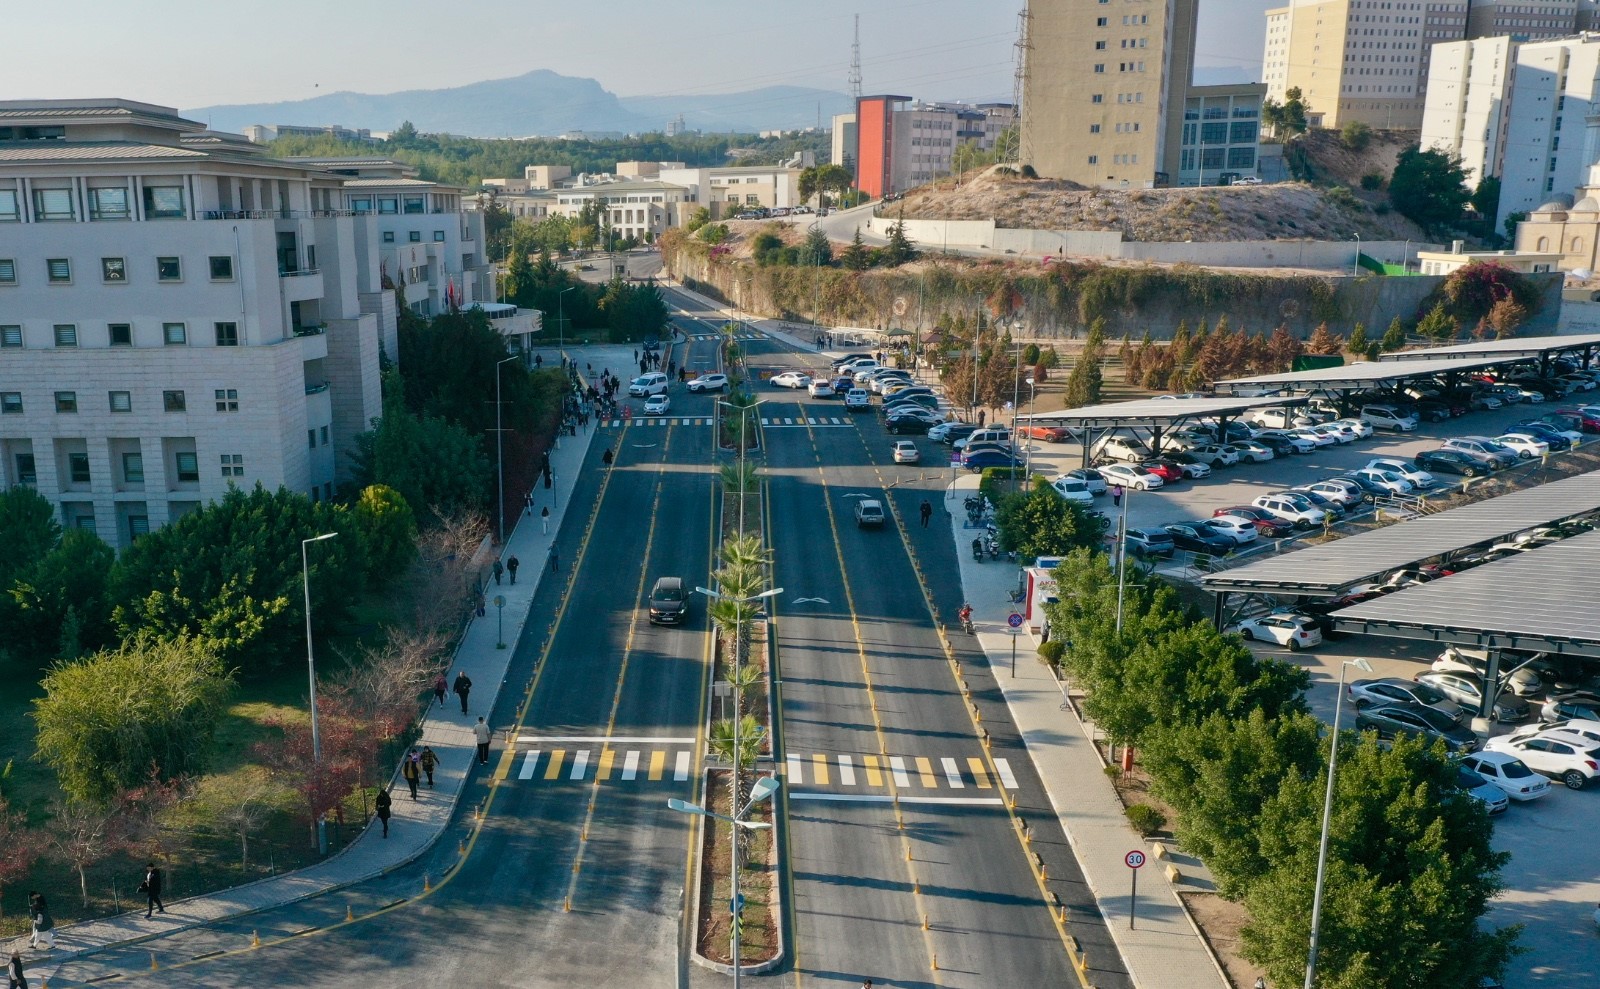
[1125,850,1146,869]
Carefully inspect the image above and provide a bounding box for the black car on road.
[1414,448,1495,477]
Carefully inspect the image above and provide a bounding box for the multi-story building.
[658,165,800,216]
[1466,0,1578,40]
[1263,0,1468,130]
[0,99,392,546]
[1176,83,1266,185]
[1420,37,1516,185]
[552,180,693,241]
[851,97,1017,197]
[831,112,858,179]
[1514,161,1600,268]
[242,123,377,144]
[1496,33,1600,229]
[1020,0,1198,187]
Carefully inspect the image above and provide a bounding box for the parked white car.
[1459,751,1551,802]
[1288,426,1338,448]
[1227,440,1276,463]
[1224,614,1323,650]
[1349,468,1413,495]
[1196,515,1260,545]
[1309,422,1358,445]
[1050,476,1096,504]
[1251,493,1327,528]
[1097,462,1164,490]
[1361,405,1419,431]
[1091,435,1155,463]
[1485,730,1600,789]
[1493,434,1550,459]
[1332,417,1373,439]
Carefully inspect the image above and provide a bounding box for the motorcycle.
[959,612,975,634]
[971,538,985,562]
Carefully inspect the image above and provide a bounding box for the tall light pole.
[302,531,337,855]
[494,355,517,545]
[1115,486,1132,633]
[558,285,576,357]
[1304,657,1374,989]
[668,776,780,988]
[718,398,764,537]
[1351,233,1362,277]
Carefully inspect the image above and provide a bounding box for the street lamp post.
[718,398,764,537]
[494,355,517,546]
[1351,233,1362,277]
[558,285,576,357]
[301,531,338,855]
[1304,657,1374,989]
[1115,487,1131,633]
[668,776,780,989]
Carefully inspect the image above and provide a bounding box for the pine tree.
[841,228,870,270]
[1305,322,1344,355]
[1346,322,1369,355]
[1064,352,1104,408]
[1415,302,1458,341]
[1381,315,1407,352]
[882,220,916,266]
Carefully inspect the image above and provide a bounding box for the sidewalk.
[9,351,628,973]
[947,472,1231,989]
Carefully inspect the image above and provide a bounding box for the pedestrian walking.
[141,862,165,917]
[9,949,25,989]
[601,448,614,468]
[453,670,473,714]
[27,893,51,951]
[548,543,560,572]
[492,559,503,585]
[432,672,447,707]
[1111,484,1124,508]
[534,354,543,369]
[541,505,551,533]
[507,555,520,583]
[420,745,439,787]
[633,349,639,362]
[375,787,392,838]
[473,717,493,765]
[524,492,533,517]
[919,499,933,528]
[978,409,986,426]
[402,749,422,798]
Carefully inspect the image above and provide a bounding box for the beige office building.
[1021,0,1199,187]
[1263,0,1468,130]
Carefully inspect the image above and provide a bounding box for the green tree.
[8,529,115,665]
[1389,147,1471,236]
[1416,301,1459,341]
[352,485,417,586]
[398,306,541,437]
[354,373,492,517]
[1470,175,1501,224]
[1022,343,1042,366]
[1502,210,1528,241]
[797,225,833,267]
[1381,315,1407,352]
[1339,120,1372,151]
[1262,87,1309,138]
[1062,352,1104,408]
[1346,322,1368,355]
[0,485,60,595]
[32,635,234,806]
[110,485,362,675]
[685,206,711,234]
[1240,733,1516,989]
[993,479,1109,562]
[882,220,916,266]
[841,228,871,270]
[697,222,730,245]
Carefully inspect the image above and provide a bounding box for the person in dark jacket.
[453,671,472,714]
[420,746,439,787]
[142,863,164,917]
[401,749,421,799]
[9,949,25,989]
[27,893,51,951]
[375,787,392,838]
[432,672,447,708]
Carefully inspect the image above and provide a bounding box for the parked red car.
[1214,506,1293,538]
[1020,424,1073,442]
[1553,409,1600,432]
[1139,460,1185,484]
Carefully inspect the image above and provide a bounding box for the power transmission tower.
[1009,7,1031,164]
[848,14,863,99]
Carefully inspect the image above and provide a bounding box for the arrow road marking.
[792,597,830,605]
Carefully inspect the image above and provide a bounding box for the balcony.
[203,209,360,220]
[292,323,326,337]
[472,302,541,338]
[305,381,331,395]
[279,266,321,278]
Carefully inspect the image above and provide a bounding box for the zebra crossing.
[783,753,1020,794]
[514,736,695,782]
[758,416,856,428]
[597,416,859,429]
[689,333,764,341]
[598,417,714,428]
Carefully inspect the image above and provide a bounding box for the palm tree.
[708,714,766,856]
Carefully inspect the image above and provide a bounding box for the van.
[1091,435,1153,463]
[1361,404,1418,432]
[628,372,668,397]
[957,427,1013,450]
[1248,407,1314,430]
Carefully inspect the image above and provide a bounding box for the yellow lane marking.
[544,750,566,780]
[967,757,992,789]
[916,756,938,788]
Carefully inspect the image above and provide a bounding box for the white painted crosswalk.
[780,754,1020,792]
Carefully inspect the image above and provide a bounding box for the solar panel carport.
[1376,332,1600,368]
[1014,395,1302,467]
[1212,355,1508,395]
[1201,469,1600,603]
[1328,527,1600,659]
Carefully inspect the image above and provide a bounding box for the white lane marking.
[519,736,694,744]
[787,753,803,784]
[621,751,640,781]
[518,750,541,780]
[792,596,830,605]
[674,751,690,781]
[942,757,965,789]
[838,755,857,786]
[889,756,911,788]
[788,793,1005,806]
[995,758,1020,789]
[569,749,590,780]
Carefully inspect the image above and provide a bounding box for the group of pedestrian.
[492,556,521,585]
[638,350,664,374]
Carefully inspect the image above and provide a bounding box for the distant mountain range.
[184,69,855,138]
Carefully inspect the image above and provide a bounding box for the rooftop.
[1214,356,1507,392]
[1017,395,1296,424]
[1377,333,1600,362]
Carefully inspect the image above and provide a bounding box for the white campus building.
[1496,33,1600,229]
[0,99,527,548]
[1420,36,1516,187]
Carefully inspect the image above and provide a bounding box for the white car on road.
[686,373,728,393]
[1224,614,1323,651]
[1097,463,1164,490]
[1196,516,1259,545]
[643,394,671,416]
[770,371,812,389]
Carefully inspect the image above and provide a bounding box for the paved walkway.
[946,472,1230,989]
[9,345,649,973]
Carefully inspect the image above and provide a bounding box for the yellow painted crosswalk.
[782,753,1020,793]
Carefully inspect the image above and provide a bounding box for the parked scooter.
[972,537,985,562]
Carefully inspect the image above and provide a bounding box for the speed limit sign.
[1125,850,1146,869]
[1125,849,1146,929]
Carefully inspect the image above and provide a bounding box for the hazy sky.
[0,0,1271,110]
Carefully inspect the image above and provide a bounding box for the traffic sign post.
[494,595,507,650]
[1008,612,1024,677]
[1125,849,1146,928]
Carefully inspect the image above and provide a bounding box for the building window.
[102,257,127,282]
[164,322,187,345]
[433,230,446,242]
[308,429,317,450]
[1227,147,1257,168]
[383,231,395,243]
[1092,94,1104,104]
[143,185,185,218]
[90,187,129,220]
[1088,155,1099,165]
[215,388,240,412]
[214,322,239,346]
[1537,236,1549,251]
[68,453,90,484]
[378,197,398,214]
[0,192,17,222]
[109,323,132,346]
[209,256,235,280]
[33,188,74,220]
[0,392,20,414]
[409,231,421,242]
[351,197,373,213]
[1090,124,1102,133]
[0,259,14,283]
[14,454,36,484]
[320,425,330,445]
[174,451,200,482]
[109,390,132,413]
[157,257,181,281]
[1574,237,1585,252]
[1094,64,1106,73]
[1096,41,1107,49]
[123,452,144,483]
[47,258,71,282]
[403,196,425,214]
[221,453,244,478]
[1097,16,1108,25]
[163,390,186,412]
[54,324,77,347]
[1,326,19,347]
[55,391,77,413]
